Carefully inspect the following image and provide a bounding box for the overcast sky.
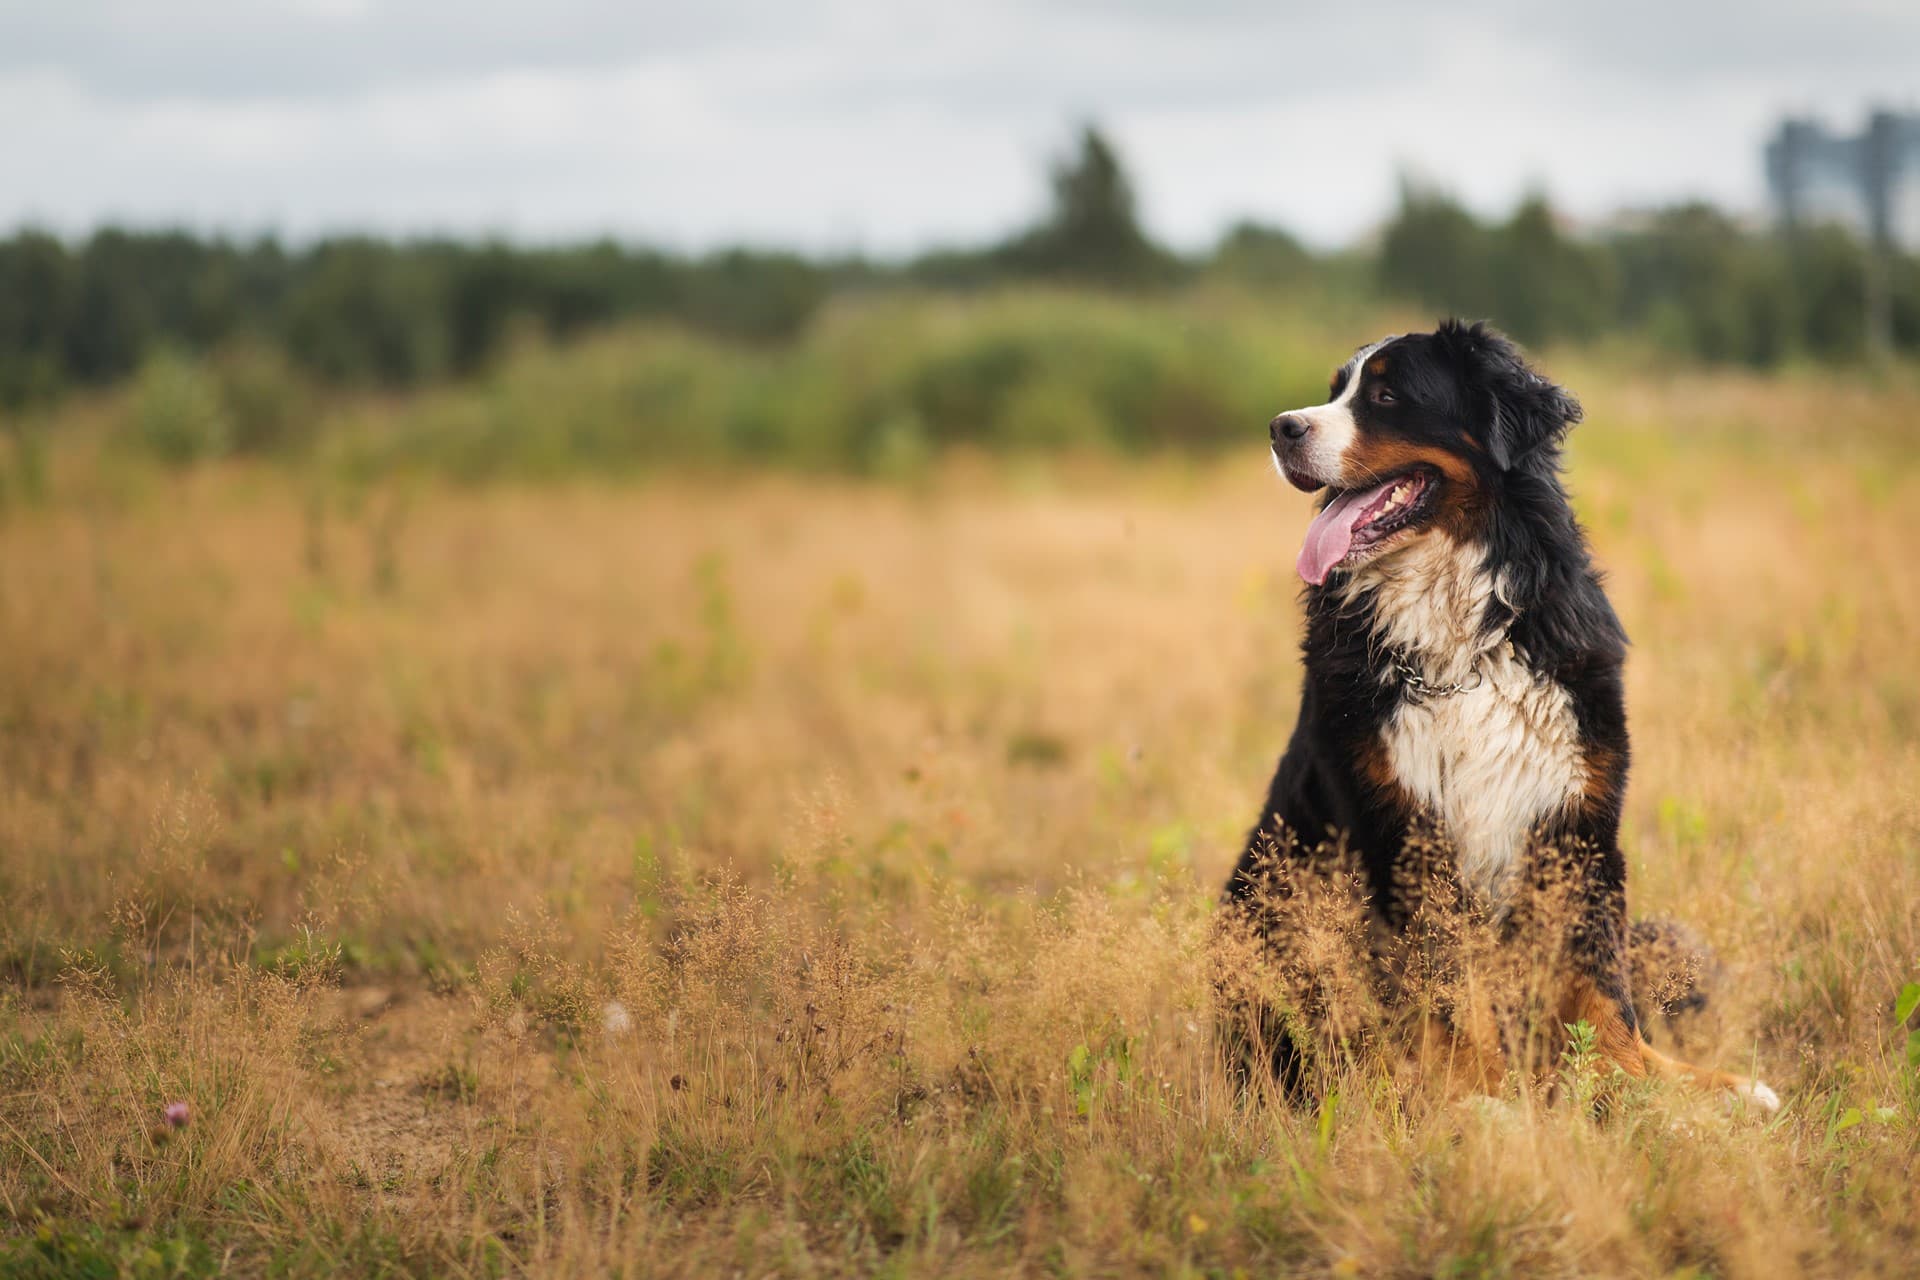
[2,0,1915,253]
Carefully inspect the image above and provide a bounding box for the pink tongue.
[1296,481,1392,585]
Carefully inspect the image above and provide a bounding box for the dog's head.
[1270,319,1582,585]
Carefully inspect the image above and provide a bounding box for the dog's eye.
[1370,384,1396,406]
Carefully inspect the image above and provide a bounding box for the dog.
[1219,319,1777,1112]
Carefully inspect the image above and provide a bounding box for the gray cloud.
[0,0,1913,250]
[0,1,799,98]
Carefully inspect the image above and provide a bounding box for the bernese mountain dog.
[1220,319,1778,1112]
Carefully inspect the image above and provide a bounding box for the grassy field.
[3,352,1919,1277]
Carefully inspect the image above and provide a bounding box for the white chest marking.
[1382,646,1587,906]
[1342,539,1588,906]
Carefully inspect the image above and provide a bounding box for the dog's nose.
[1270,413,1309,444]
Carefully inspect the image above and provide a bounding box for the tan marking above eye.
[1367,356,1389,376]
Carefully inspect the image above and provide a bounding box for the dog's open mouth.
[1296,469,1434,585]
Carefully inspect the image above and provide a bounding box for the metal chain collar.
[1391,654,1485,703]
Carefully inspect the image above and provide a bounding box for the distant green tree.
[1211,221,1316,288]
[1485,195,1615,345]
[679,249,826,342]
[283,240,452,385]
[1784,224,1871,362]
[0,231,75,406]
[999,125,1181,286]
[1609,204,1799,364]
[1378,179,1494,319]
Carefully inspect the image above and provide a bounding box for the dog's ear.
[1437,319,1582,470]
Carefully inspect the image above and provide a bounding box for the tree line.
[2,127,1914,410]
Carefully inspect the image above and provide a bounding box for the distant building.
[1765,110,1920,251]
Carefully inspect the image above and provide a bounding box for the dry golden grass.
[3,362,1920,1276]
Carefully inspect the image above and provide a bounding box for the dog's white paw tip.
[1733,1079,1781,1113]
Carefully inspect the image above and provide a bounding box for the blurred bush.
[209,342,311,456]
[126,349,230,464]
[306,291,1336,480]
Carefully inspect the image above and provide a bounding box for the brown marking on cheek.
[1344,437,1477,488]
[1340,437,1488,542]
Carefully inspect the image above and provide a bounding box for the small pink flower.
[164,1101,190,1129]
